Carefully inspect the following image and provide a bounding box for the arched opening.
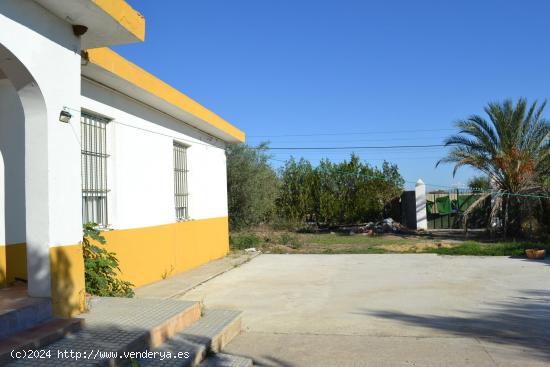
[0,43,50,297]
[0,67,26,286]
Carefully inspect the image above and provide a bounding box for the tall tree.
[438,99,550,236]
[277,154,404,225]
[226,143,279,230]
[276,157,317,224]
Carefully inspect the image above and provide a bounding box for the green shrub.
[229,233,262,250]
[83,223,134,297]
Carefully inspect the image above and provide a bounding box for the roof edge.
[91,0,146,43]
[84,48,245,143]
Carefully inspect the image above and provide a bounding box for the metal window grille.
[174,142,189,220]
[81,112,110,227]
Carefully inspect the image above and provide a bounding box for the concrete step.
[0,318,83,366]
[139,309,243,367]
[182,310,242,353]
[5,298,201,366]
[0,287,53,339]
[137,333,207,367]
[199,353,253,367]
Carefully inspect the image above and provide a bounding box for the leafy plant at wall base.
[82,223,134,298]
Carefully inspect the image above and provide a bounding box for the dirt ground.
[236,228,479,254]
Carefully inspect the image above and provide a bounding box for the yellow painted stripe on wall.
[101,217,229,288]
[0,243,85,316]
[49,245,86,317]
[0,217,229,315]
[0,245,5,287]
[86,48,245,143]
[0,243,27,288]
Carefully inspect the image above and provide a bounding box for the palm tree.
[437,98,550,237]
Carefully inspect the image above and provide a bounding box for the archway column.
[6,57,86,315]
[0,17,84,316]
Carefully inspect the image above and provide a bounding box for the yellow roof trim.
[86,48,245,143]
[91,0,146,43]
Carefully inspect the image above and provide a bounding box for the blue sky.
[119,0,550,190]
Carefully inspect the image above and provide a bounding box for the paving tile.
[135,254,259,300]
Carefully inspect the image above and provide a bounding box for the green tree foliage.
[438,99,550,236]
[82,223,134,297]
[276,158,317,223]
[277,154,404,225]
[467,175,491,191]
[227,145,404,228]
[226,143,279,230]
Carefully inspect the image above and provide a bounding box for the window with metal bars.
[81,112,110,227]
[173,142,189,220]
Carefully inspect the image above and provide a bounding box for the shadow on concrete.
[512,257,550,268]
[367,289,550,362]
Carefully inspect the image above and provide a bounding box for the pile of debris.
[337,218,403,236]
[361,218,400,235]
[311,218,415,236]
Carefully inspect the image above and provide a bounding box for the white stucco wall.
[0,0,83,248]
[1,0,83,297]
[0,79,26,245]
[81,79,228,231]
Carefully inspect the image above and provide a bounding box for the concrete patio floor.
[179,254,550,367]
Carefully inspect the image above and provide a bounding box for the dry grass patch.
[230,227,548,257]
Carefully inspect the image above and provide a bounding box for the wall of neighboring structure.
[81,79,229,287]
[0,0,85,315]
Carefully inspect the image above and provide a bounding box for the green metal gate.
[427,190,487,229]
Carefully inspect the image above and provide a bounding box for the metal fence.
[427,189,489,229]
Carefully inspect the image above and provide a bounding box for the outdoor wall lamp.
[72,25,88,37]
[59,109,72,123]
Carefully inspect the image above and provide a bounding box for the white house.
[0,0,244,316]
